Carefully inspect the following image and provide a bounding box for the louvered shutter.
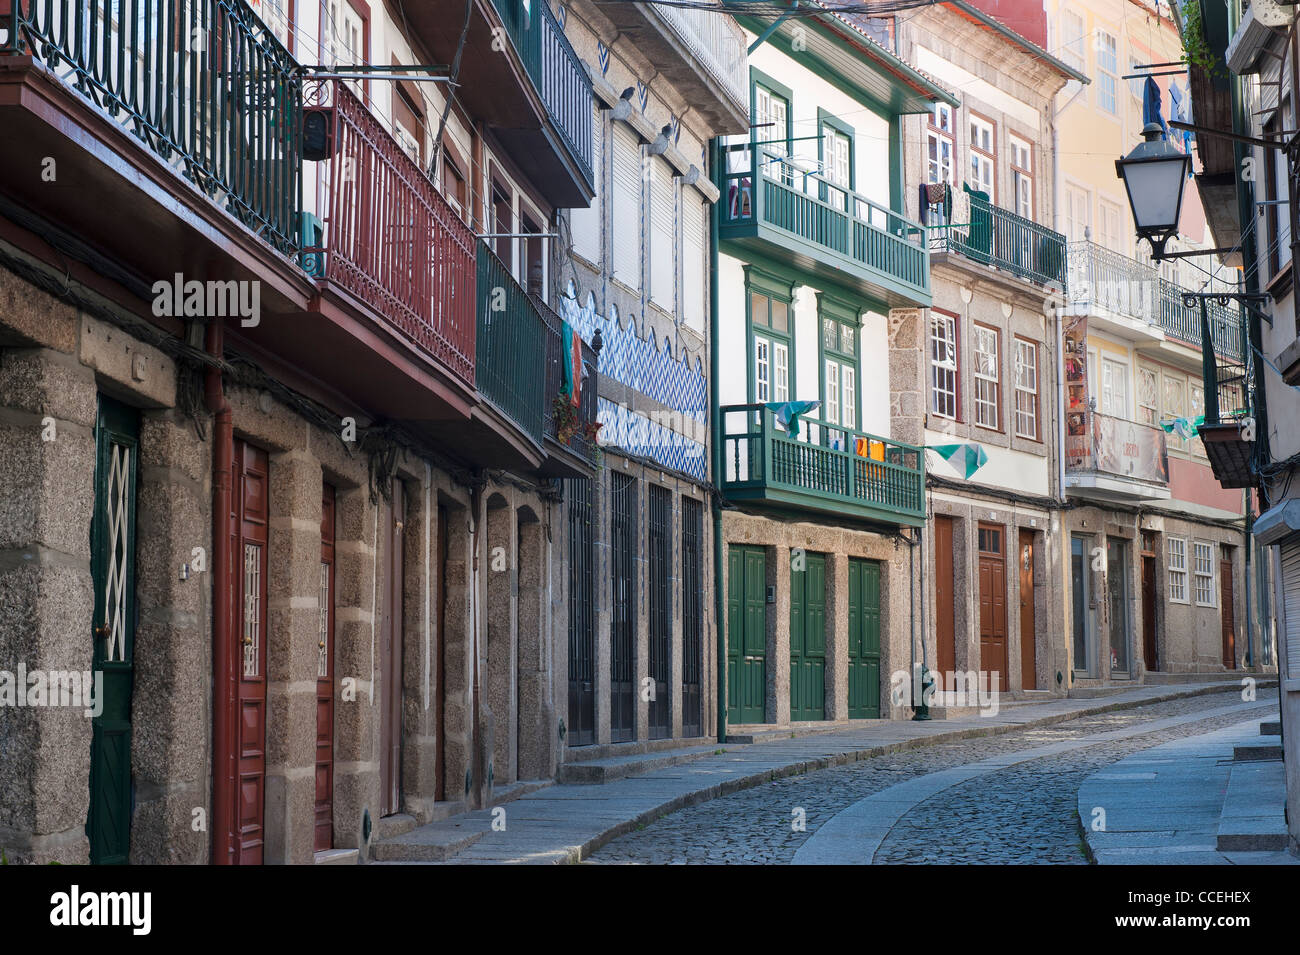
[1283,539,1300,679]
[683,192,705,331]
[570,100,602,265]
[611,124,642,291]
[650,158,675,310]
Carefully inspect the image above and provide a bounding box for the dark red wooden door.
[1142,554,1158,671]
[1018,530,1036,691]
[1221,559,1237,669]
[315,483,336,851]
[934,516,956,679]
[978,524,1007,694]
[380,479,404,816]
[233,440,269,865]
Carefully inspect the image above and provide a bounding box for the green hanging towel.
[963,182,992,263]
[560,321,581,408]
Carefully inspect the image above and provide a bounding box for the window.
[1264,113,1290,279]
[1014,339,1039,439]
[440,140,468,223]
[930,311,958,419]
[927,103,955,185]
[969,115,995,197]
[1137,365,1159,426]
[1128,56,1145,100]
[1010,135,1033,219]
[1193,541,1216,606]
[1168,537,1188,603]
[819,112,853,212]
[611,123,642,291]
[1101,358,1128,419]
[1061,10,1085,73]
[570,101,602,265]
[1098,199,1123,252]
[682,192,706,332]
[821,307,858,433]
[1065,185,1091,242]
[1189,384,1205,456]
[327,0,369,101]
[392,79,425,164]
[1163,373,1187,451]
[973,324,1000,429]
[754,82,790,174]
[1097,32,1118,114]
[650,157,675,310]
[750,286,791,404]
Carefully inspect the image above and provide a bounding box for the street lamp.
[1115,122,1192,261]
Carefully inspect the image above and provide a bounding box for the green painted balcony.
[719,145,930,307]
[476,241,548,446]
[720,404,926,529]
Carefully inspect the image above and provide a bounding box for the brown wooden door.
[1018,530,1036,691]
[380,480,404,816]
[1142,554,1158,671]
[435,503,449,802]
[233,440,269,865]
[1221,559,1237,669]
[934,516,956,678]
[978,524,1008,694]
[315,483,336,852]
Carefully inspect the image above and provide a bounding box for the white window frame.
[1101,357,1129,420]
[1061,10,1085,74]
[1167,537,1188,604]
[1193,541,1216,607]
[930,311,958,419]
[927,103,955,185]
[1014,339,1038,440]
[973,324,1000,430]
[1097,31,1118,114]
[1010,135,1033,219]
[969,115,995,197]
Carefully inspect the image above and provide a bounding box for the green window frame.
[817,108,855,210]
[750,68,793,180]
[817,293,861,434]
[746,266,795,406]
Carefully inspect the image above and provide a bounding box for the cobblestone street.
[587,692,1276,865]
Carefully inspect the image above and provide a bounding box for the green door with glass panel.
[86,395,139,865]
[790,553,826,721]
[727,546,766,724]
[848,559,882,718]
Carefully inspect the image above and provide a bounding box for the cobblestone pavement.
[587,691,1275,865]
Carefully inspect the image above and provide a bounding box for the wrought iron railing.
[1067,240,1158,322]
[1159,280,1244,359]
[929,192,1066,287]
[4,0,303,253]
[539,295,598,461]
[307,79,475,385]
[489,0,593,185]
[652,0,747,113]
[721,145,929,294]
[720,403,925,520]
[476,241,547,444]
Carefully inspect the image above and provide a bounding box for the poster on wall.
[1063,313,1091,468]
[1094,415,1170,484]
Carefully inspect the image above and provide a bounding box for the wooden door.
[233,440,269,865]
[727,546,766,724]
[1142,554,1158,671]
[680,500,704,738]
[648,486,672,739]
[87,395,139,865]
[315,483,336,852]
[610,474,636,742]
[934,516,956,678]
[379,479,404,816]
[1221,559,1237,669]
[566,479,596,747]
[790,553,826,721]
[847,559,881,718]
[978,524,1007,694]
[435,503,449,800]
[1018,530,1036,691]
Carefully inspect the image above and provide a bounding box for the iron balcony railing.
[4,0,302,253]
[1066,241,1244,361]
[652,0,747,114]
[1064,409,1170,486]
[929,192,1066,287]
[539,294,598,461]
[489,0,594,185]
[721,145,929,295]
[720,403,925,521]
[476,241,547,444]
[307,79,476,385]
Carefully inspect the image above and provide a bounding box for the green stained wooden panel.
[848,558,881,719]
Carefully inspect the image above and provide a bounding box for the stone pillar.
[770,544,791,725]
[262,450,322,864]
[484,495,516,786]
[441,501,473,805]
[825,551,849,721]
[516,511,549,780]
[888,308,926,448]
[0,346,97,864]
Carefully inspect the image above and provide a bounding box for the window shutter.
[570,100,602,265]
[1283,540,1300,678]
[650,158,675,310]
[683,192,705,331]
[611,124,642,291]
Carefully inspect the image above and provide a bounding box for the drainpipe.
[205,318,233,865]
[709,137,727,745]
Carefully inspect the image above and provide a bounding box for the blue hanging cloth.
[1143,76,1168,138]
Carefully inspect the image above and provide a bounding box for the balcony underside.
[540,435,596,479]
[1064,473,1171,503]
[1200,423,1255,489]
[720,227,930,308]
[722,486,925,532]
[402,0,594,207]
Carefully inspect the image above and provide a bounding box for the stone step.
[558,744,721,784]
[370,823,484,862]
[1232,742,1283,762]
[1216,760,1288,852]
[1066,685,1135,699]
[1142,671,1257,685]
[564,735,716,765]
[313,848,359,865]
[1261,720,1281,735]
[373,813,418,841]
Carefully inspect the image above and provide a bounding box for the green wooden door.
[790,553,826,721]
[727,546,766,724]
[848,559,882,719]
[87,394,140,865]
